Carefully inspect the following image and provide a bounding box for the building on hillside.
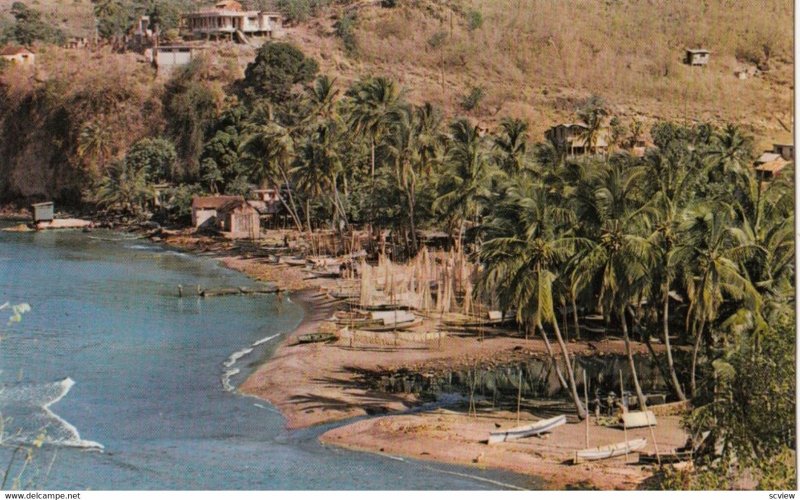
[182,0,284,42]
[754,143,794,181]
[191,195,242,228]
[545,123,608,156]
[153,45,205,73]
[685,49,710,66]
[771,143,794,161]
[217,198,260,239]
[0,46,34,65]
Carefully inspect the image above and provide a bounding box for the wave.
[125,244,155,251]
[0,378,103,449]
[251,332,282,347]
[223,347,254,368]
[221,368,240,393]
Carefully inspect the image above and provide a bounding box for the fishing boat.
[488,415,567,444]
[281,256,308,266]
[297,332,338,344]
[620,410,657,429]
[443,310,515,328]
[574,438,647,463]
[360,316,423,331]
[358,310,423,331]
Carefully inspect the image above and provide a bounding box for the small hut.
[217,198,260,239]
[685,49,710,66]
[191,195,242,228]
[31,202,54,223]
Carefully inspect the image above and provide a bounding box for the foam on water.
[251,332,282,347]
[221,368,240,393]
[223,347,254,368]
[0,378,103,449]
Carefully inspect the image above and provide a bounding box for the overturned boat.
[488,415,567,444]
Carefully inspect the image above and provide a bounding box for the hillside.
[283,0,793,148]
[0,0,793,204]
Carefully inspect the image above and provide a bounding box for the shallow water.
[0,228,540,490]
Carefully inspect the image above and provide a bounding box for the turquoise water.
[0,228,539,490]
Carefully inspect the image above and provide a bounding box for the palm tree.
[639,148,705,401]
[77,120,113,177]
[240,119,304,232]
[576,97,607,155]
[572,160,653,410]
[93,160,153,215]
[674,203,763,397]
[346,77,404,227]
[478,176,587,418]
[493,118,529,175]
[434,118,500,243]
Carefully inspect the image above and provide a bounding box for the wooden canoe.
[575,438,647,463]
[359,316,423,332]
[488,415,567,444]
[297,333,337,344]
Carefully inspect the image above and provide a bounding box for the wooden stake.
[620,370,629,463]
[516,367,523,425]
[583,370,589,448]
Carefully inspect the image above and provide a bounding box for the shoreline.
[10,223,687,490]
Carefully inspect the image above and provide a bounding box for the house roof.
[756,152,782,164]
[0,46,33,56]
[218,198,258,214]
[215,0,243,10]
[192,195,242,209]
[686,48,711,54]
[755,159,790,174]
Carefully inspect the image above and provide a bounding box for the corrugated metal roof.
[192,195,242,209]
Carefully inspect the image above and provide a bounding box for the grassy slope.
[1,0,793,149]
[287,0,793,148]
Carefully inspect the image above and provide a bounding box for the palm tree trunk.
[662,290,687,401]
[620,308,647,410]
[532,322,568,397]
[538,321,586,419]
[277,167,303,233]
[570,290,580,340]
[691,318,706,398]
[407,184,417,254]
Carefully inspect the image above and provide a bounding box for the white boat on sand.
[574,438,647,463]
[488,415,567,444]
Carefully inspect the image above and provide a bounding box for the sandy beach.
[159,231,690,490]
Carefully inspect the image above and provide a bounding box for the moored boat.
[488,415,567,444]
[297,332,338,344]
[574,438,647,463]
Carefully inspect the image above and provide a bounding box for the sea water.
[0,228,539,490]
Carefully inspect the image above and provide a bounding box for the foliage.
[459,86,485,111]
[240,42,319,103]
[334,12,358,55]
[125,137,177,183]
[466,10,483,31]
[90,159,153,215]
[2,2,64,45]
[274,0,331,24]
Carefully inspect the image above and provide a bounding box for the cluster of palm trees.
[477,122,794,424]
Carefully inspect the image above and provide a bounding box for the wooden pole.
[583,370,589,448]
[516,367,523,425]
[620,370,629,463]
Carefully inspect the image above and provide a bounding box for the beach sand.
[160,231,688,489]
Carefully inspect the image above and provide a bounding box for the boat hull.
[488,415,567,444]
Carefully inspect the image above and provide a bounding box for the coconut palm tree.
[674,203,763,397]
[434,118,501,242]
[572,160,654,410]
[77,120,113,177]
[240,119,304,232]
[478,176,587,418]
[493,118,529,175]
[346,77,404,227]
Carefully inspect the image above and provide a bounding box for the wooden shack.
[685,49,710,66]
[31,202,54,223]
[217,198,260,239]
[191,195,242,228]
[545,123,608,155]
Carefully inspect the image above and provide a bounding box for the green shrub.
[466,10,483,31]
[459,86,485,111]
